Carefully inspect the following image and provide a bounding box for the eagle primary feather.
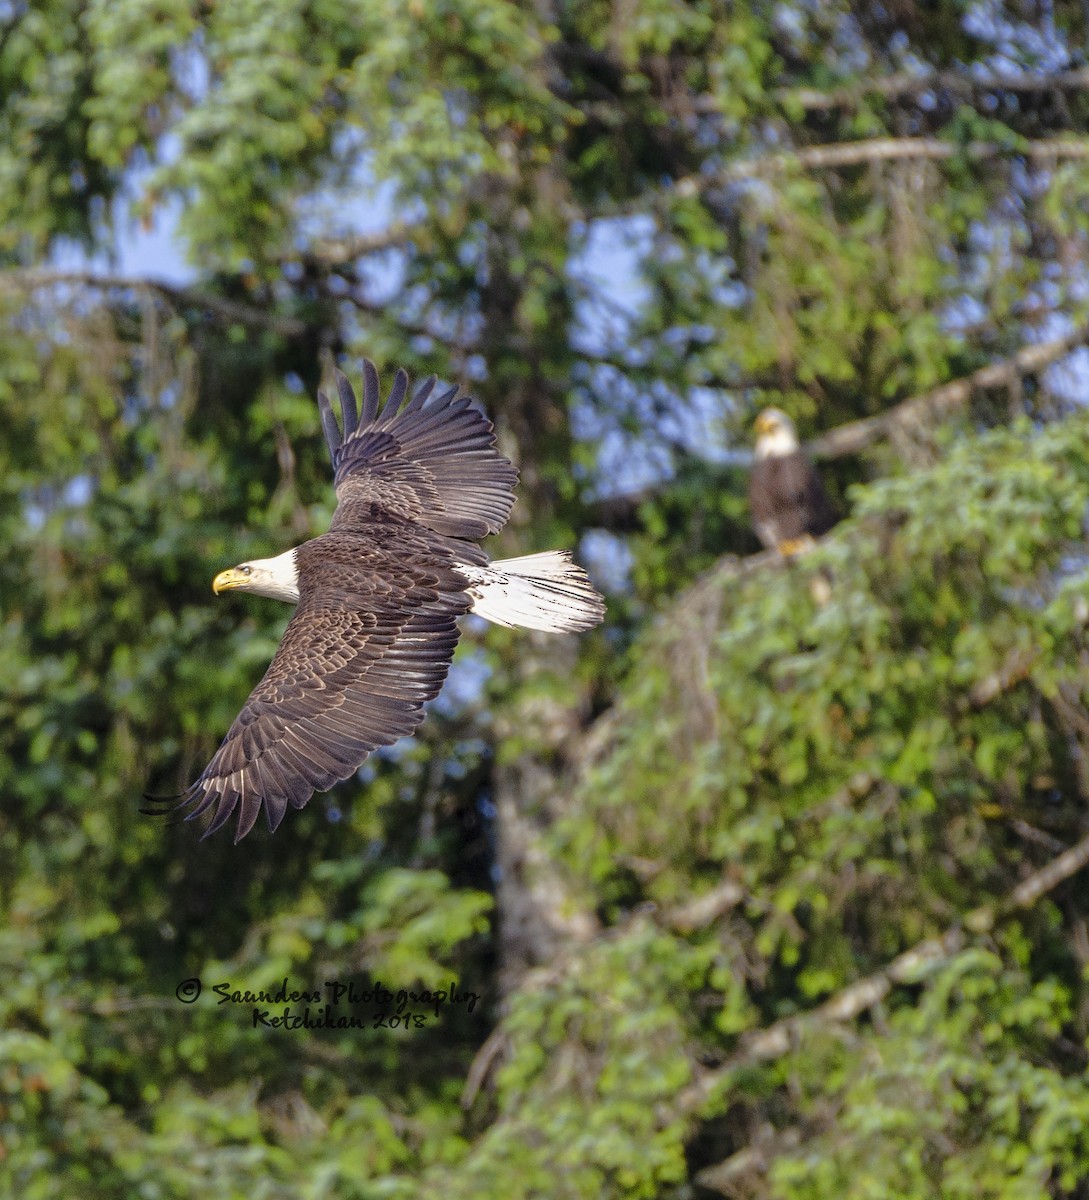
[149,362,604,841]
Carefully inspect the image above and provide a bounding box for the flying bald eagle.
[749,407,838,555]
[147,361,604,842]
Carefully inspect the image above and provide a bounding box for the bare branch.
[1008,818,1068,856]
[4,269,310,338]
[667,878,747,934]
[679,66,1089,117]
[681,828,1089,1114]
[460,1025,508,1109]
[306,219,419,266]
[779,65,1089,115]
[808,316,1089,460]
[966,647,1038,708]
[577,135,1089,219]
[337,287,480,353]
[695,1127,803,1196]
[1005,833,1089,911]
[669,136,1089,197]
[592,135,1089,217]
[586,313,1089,534]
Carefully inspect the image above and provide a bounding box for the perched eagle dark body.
[147,361,604,842]
[748,407,838,555]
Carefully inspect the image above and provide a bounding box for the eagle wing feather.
[175,552,469,841]
[321,363,518,539]
[153,362,533,841]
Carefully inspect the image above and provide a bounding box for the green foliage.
[0,0,116,253]
[560,415,1089,1192]
[772,948,1089,1199]
[413,922,703,1200]
[569,416,1089,918]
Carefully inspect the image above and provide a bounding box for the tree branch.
[460,1024,509,1109]
[681,66,1089,117]
[593,135,1089,218]
[680,828,1089,1115]
[3,269,311,338]
[673,136,1089,196]
[305,219,419,266]
[667,877,747,935]
[337,287,480,353]
[463,645,1075,1117]
[808,316,1089,459]
[585,313,1089,533]
[789,65,1089,112]
[695,1127,804,1195]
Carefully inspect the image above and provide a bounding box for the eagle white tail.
[462,551,605,633]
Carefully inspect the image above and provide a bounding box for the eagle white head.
[212,548,300,604]
[753,407,801,460]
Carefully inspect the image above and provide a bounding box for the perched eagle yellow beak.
[212,567,248,594]
[754,411,777,436]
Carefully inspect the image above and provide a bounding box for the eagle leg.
[776,535,815,557]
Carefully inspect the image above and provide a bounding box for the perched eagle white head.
[753,407,801,459]
[147,361,605,842]
[749,407,838,555]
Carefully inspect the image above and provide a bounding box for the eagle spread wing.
[172,550,469,841]
[320,361,518,538]
[153,362,521,841]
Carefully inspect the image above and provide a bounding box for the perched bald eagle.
[748,407,838,555]
[147,361,604,842]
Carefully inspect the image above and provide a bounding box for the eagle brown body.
[148,362,604,841]
[749,408,838,554]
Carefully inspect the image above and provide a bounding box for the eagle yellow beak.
[754,412,775,436]
[212,568,246,594]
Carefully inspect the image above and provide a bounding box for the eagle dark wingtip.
[139,791,179,815]
[335,370,359,439]
[405,374,436,414]
[316,389,342,462]
[360,359,381,426]
[233,800,263,843]
[189,786,240,840]
[384,367,409,417]
[139,792,193,827]
[264,801,291,834]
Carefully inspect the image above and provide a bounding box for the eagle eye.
[241,565,252,575]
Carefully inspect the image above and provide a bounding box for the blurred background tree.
[4,0,1089,1195]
